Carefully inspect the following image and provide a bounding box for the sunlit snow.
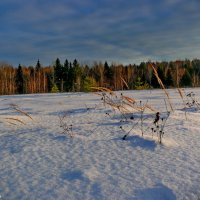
[0,89,199,200]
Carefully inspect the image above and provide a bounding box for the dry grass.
[5,117,26,125]
[6,121,18,126]
[144,104,157,112]
[120,76,129,89]
[10,105,33,121]
[58,113,74,138]
[93,86,157,114]
[121,95,136,104]
[177,88,184,100]
[149,63,174,111]
[2,104,34,126]
[91,86,116,96]
[177,88,187,119]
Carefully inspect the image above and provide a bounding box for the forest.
[0,58,200,95]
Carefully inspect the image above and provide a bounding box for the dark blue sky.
[1,0,200,66]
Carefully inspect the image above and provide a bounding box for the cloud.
[0,0,200,66]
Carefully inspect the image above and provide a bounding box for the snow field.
[0,89,200,199]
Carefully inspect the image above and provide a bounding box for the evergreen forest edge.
[0,58,200,95]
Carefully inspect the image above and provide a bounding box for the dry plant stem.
[177,88,187,120]
[118,106,128,121]
[190,93,200,108]
[105,94,130,114]
[144,104,157,112]
[140,101,144,136]
[5,117,26,125]
[12,106,33,120]
[122,120,140,140]
[183,91,200,113]
[151,128,154,138]
[149,63,174,112]
[101,88,156,114]
[6,121,18,126]
[105,112,112,119]
[156,100,170,144]
[59,113,74,138]
[102,93,106,107]
[84,104,90,111]
[122,95,136,104]
[164,99,169,113]
[121,95,140,112]
[159,112,170,144]
[120,76,129,89]
[140,100,148,136]
[184,91,191,105]
[90,87,116,96]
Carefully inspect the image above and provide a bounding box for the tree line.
[0,58,200,95]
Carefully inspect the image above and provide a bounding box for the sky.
[0,0,200,67]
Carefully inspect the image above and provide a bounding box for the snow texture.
[0,89,200,200]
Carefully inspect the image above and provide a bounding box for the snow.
[0,89,200,200]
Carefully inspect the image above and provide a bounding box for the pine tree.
[35,59,41,72]
[35,59,42,92]
[63,59,69,91]
[82,76,97,92]
[72,59,82,91]
[51,84,59,93]
[46,73,53,93]
[103,61,113,87]
[68,62,74,91]
[54,58,63,91]
[15,64,24,94]
[134,77,143,89]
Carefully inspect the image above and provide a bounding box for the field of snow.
[0,88,200,200]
